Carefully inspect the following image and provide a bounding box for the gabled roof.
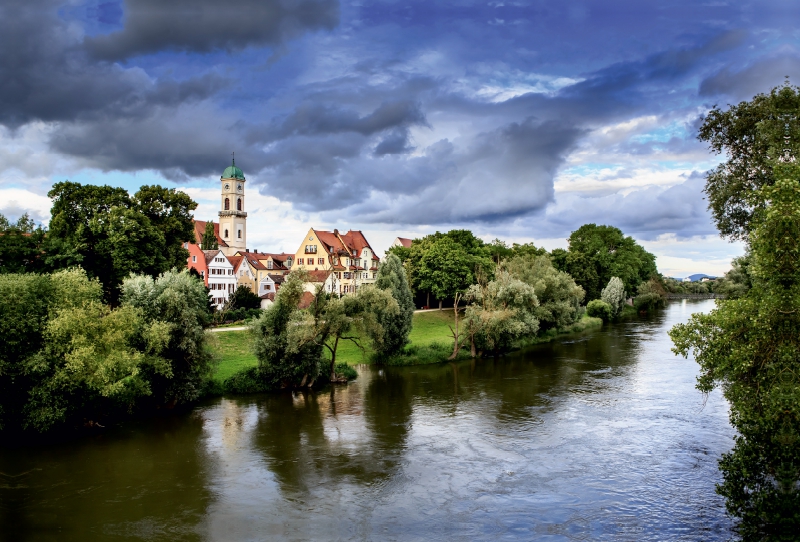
[313,229,346,254]
[202,249,231,267]
[267,273,285,284]
[395,237,413,248]
[193,220,228,248]
[307,269,333,283]
[227,255,244,273]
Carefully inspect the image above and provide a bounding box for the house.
[303,269,340,295]
[187,247,237,309]
[391,237,413,248]
[291,228,379,295]
[205,250,237,309]
[192,220,228,251]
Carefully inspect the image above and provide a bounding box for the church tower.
[218,156,247,256]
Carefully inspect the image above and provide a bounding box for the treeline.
[0,182,197,301]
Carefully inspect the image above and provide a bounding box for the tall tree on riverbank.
[373,253,415,356]
[671,85,800,535]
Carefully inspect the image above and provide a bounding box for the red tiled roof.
[193,220,228,248]
[396,237,413,248]
[228,255,243,273]
[297,291,315,309]
[307,269,332,283]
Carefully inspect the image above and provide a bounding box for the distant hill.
[684,273,717,282]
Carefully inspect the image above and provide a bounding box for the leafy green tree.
[417,237,479,310]
[201,220,218,250]
[120,269,214,405]
[373,253,415,356]
[503,254,584,331]
[229,285,261,310]
[0,213,47,273]
[290,285,398,380]
[553,224,657,300]
[251,271,323,388]
[46,181,197,301]
[133,185,196,269]
[462,271,539,357]
[698,84,800,241]
[601,277,626,317]
[670,110,800,534]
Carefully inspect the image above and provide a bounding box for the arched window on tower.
[224,229,229,238]
[237,198,242,211]
[224,198,230,210]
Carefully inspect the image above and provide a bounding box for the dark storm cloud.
[85,0,339,60]
[0,0,229,128]
[699,53,800,101]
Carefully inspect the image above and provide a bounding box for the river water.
[1,299,735,541]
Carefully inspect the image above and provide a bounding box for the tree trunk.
[439,299,443,311]
[426,291,430,309]
[329,336,339,381]
[448,294,461,360]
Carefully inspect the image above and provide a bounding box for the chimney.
[334,228,339,235]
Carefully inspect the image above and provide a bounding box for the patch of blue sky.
[628,121,691,144]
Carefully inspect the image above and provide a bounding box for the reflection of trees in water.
[0,414,212,541]
[252,378,414,497]
[377,322,644,425]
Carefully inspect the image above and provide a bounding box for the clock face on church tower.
[224,184,230,190]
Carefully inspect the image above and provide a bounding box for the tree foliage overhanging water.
[671,84,800,538]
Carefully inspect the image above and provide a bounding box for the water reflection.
[0,300,736,541]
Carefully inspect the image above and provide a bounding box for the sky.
[2,0,799,277]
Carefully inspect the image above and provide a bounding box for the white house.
[204,250,237,309]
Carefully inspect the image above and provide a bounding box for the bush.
[633,278,667,313]
[586,299,613,322]
[334,362,358,381]
[222,367,270,394]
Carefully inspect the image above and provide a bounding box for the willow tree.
[671,88,800,534]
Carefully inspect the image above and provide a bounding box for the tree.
[373,253,415,356]
[714,253,753,299]
[698,84,800,241]
[120,269,214,406]
[229,285,261,310]
[0,213,47,273]
[251,271,323,389]
[670,108,800,534]
[586,299,613,322]
[503,254,585,331]
[462,271,539,357]
[554,224,657,300]
[46,181,197,301]
[201,220,218,250]
[601,277,625,317]
[133,185,196,269]
[417,237,478,310]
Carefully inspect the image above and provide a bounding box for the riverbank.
[208,311,603,384]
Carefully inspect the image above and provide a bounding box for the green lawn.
[208,310,459,382]
[208,310,600,382]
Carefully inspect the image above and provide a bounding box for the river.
[0,299,735,541]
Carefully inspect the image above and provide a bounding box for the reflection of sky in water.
[191,299,733,541]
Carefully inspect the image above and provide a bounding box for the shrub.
[586,299,613,322]
[600,277,625,317]
[634,279,666,313]
[223,367,270,394]
[334,362,358,381]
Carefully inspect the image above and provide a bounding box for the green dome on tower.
[222,156,245,180]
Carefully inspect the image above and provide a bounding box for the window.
[192,256,196,263]
[318,258,324,265]
[224,229,229,238]
[224,198,230,210]
[237,198,242,211]
[237,229,241,239]
[298,258,304,265]
[184,242,188,249]
[200,271,205,277]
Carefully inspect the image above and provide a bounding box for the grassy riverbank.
[208,311,603,383]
